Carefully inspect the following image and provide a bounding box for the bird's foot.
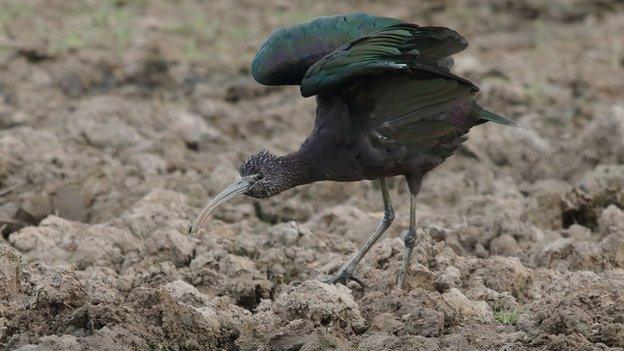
[322,268,367,288]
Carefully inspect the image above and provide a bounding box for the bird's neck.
[272,149,321,191]
[270,94,354,191]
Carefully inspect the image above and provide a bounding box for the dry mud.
[1,1,624,350]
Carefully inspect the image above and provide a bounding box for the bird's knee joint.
[384,209,395,223]
[404,228,416,247]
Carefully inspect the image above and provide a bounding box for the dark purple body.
[266,93,482,195]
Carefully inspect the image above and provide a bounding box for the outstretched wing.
[300,24,474,97]
[367,73,516,146]
[367,75,477,148]
[302,24,515,149]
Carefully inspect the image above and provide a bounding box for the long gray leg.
[324,178,394,286]
[397,193,417,289]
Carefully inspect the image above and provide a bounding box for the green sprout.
[493,307,519,325]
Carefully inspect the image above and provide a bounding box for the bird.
[189,13,515,288]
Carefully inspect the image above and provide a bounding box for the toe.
[321,270,367,288]
[349,274,367,288]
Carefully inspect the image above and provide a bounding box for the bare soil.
[1,0,624,350]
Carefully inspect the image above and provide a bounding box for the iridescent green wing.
[368,75,476,147]
[304,24,515,146]
[366,73,515,147]
[369,77,515,149]
[300,24,473,97]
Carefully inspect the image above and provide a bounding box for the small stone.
[442,288,493,323]
[563,224,592,241]
[434,266,462,292]
[490,234,521,256]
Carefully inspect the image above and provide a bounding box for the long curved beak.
[189,175,257,235]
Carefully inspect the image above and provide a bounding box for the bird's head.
[189,150,285,234]
[238,150,284,199]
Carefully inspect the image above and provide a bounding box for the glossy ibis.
[190,13,515,288]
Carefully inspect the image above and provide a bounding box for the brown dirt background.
[1,0,624,350]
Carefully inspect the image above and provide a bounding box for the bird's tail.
[479,109,517,127]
